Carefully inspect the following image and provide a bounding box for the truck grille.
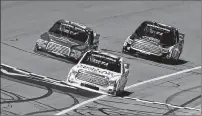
[76,72,109,87]
[46,42,70,56]
[131,40,161,55]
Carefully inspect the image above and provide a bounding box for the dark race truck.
[34,19,100,62]
[122,21,185,62]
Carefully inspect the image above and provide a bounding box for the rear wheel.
[166,48,180,64]
[122,46,132,54]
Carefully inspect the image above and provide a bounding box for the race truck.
[66,50,130,96]
[122,21,185,62]
[34,19,100,61]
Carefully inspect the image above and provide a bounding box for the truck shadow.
[101,48,188,65]
[137,54,188,65]
[118,91,133,97]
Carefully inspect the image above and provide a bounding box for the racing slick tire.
[111,81,124,97]
[34,44,39,52]
[111,90,121,97]
[122,46,129,53]
[165,48,181,64]
[94,46,98,51]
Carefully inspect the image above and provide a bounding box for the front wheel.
[111,81,124,96]
[34,44,39,52]
[111,90,121,96]
[122,46,130,53]
[166,48,180,63]
[94,46,98,50]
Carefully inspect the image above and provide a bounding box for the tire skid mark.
[0,64,92,115]
[98,99,196,115]
[0,87,53,104]
[1,87,54,115]
[1,110,20,116]
[25,92,79,115]
[164,85,201,115]
[99,99,169,110]
[72,100,166,115]
[164,95,201,115]
[94,100,163,115]
[0,79,79,115]
[1,89,22,101]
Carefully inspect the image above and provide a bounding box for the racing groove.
[1,1,201,115]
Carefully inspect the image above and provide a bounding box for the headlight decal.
[70,49,82,59]
[37,39,48,48]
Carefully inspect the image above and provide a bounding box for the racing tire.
[94,46,98,51]
[122,47,126,53]
[111,81,124,97]
[166,50,180,64]
[111,90,121,97]
[122,46,129,53]
[34,44,39,52]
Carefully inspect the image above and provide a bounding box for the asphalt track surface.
[1,1,201,115]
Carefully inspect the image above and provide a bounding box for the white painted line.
[193,104,201,111]
[1,63,30,75]
[121,96,201,111]
[1,68,28,77]
[125,66,201,89]
[1,63,16,69]
[55,66,201,115]
[182,104,201,115]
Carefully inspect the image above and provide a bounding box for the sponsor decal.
[49,35,78,46]
[147,24,170,32]
[78,65,114,77]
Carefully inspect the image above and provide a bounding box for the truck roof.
[57,19,93,32]
[142,21,178,32]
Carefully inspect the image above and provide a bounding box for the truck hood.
[41,32,88,51]
[74,64,121,79]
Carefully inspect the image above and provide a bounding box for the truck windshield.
[49,22,89,43]
[80,52,121,73]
